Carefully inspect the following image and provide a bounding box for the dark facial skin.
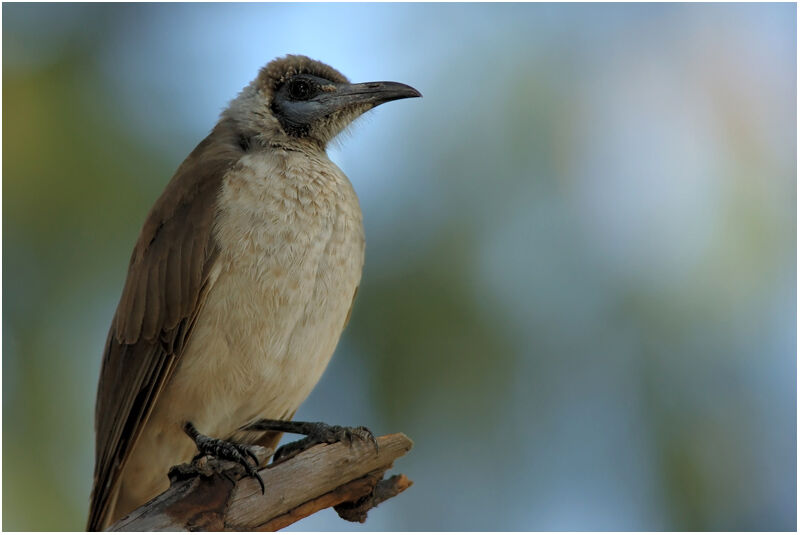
[271,73,421,138]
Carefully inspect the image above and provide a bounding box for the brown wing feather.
[87,118,247,531]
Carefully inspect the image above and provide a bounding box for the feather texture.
[87,118,245,531]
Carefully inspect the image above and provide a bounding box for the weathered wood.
[254,469,410,531]
[333,473,413,523]
[108,433,413,531]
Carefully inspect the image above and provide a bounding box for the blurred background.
[3,3,796,531]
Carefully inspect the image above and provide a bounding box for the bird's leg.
[244,419,378,463]
[182,421,265,493]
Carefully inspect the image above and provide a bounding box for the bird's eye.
[288,79,312,101]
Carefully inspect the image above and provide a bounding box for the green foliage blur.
[3,3,795,531]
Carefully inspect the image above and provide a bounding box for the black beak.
[321,81,422,109]
[272,78,421,139]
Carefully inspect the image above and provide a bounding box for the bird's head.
[226,55,421,151]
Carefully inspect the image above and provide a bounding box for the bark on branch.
[108,433,413,531]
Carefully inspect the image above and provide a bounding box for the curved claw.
[343,426,378,452]
[228,448,264,494]
[359,427,379,452]
[183,421,266,494]
[247,465,265,494]
[238,444,261,467]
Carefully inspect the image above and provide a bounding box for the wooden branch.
[108,433,413,531]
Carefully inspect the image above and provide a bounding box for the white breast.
[176,147,366,434]
[118,147,365,512]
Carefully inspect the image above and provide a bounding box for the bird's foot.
[244,419,378,463]
[182,421,265,493]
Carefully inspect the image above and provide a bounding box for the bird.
[87,54,420,531]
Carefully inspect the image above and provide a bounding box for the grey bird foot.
[182,421,265,493]
[245,419,378,463]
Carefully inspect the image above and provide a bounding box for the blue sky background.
[3,3,796,530]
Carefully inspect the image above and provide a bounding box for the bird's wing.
[88,120,246,531]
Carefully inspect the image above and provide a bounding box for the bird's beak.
[320,81,422,110]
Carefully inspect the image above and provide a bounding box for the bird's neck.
[224,83,328,156]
